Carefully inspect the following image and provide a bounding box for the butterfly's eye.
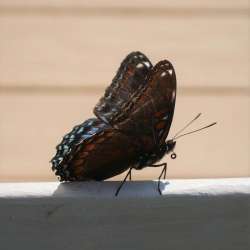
[171,153,177,159]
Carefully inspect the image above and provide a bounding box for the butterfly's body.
[134,140,177,169]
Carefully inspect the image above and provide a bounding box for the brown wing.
[115,60,177,152]
[51,118,109,180]
[65,128,140,181]
[52,118,140,181]
[94,51,152,125]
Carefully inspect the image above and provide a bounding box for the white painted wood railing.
[1,178,249,250]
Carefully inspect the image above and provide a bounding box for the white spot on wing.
[163,114,169,120]
[136,63,144,69]
[161,72,167,77]
[168,69,173,75]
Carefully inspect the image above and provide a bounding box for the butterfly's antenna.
[174,122,217,140]
[173,113,202,139]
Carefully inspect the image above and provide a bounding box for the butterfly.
[51,51,216,195]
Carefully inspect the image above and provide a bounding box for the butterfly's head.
[165,139,177,159]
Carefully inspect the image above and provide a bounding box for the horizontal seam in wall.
[0,85,249,96]
[0,7,249,17]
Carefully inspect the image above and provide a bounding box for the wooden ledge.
[0,178,249,199]
[1,178,249,250]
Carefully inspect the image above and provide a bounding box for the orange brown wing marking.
[156,121,166,130]
[154,110,166,118]
[70,128,114,179]
[84,143,96,151]
[69,125,143,181]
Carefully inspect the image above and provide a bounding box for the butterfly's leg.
[163,164,167,179]
[128,169,132,181]
[115,167,132,196]
[149,163,167,195]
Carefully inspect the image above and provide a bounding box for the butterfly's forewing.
[116,60,176,152]
[94,51,152,125]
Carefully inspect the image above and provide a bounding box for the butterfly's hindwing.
[51,118,110,181]
[70,128,140,180]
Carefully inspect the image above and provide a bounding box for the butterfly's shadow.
[52,180,170,198]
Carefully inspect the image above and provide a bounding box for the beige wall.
[0,0,249,181]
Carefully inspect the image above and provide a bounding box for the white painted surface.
[0,178,249,250]
[0,178,250,198]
